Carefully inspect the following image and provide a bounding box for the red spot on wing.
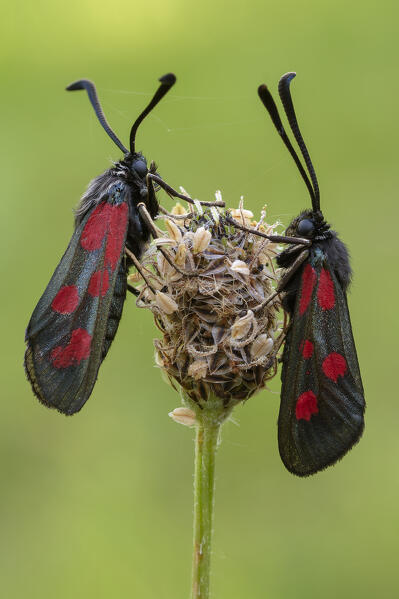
[52,285,79,314]
[299,264,317,315]
[317,268,335,310]
[81,203,111,251]
[322,352,347,382]
[80,202,128,271]
[300,339,314,358]
[51,328,92,369]
[104,203,129,270]
[88,269,110,297]
[296,391,318,421]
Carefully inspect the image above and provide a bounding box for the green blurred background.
[1,0,398,597]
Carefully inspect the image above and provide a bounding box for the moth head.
[287,209,330,240]
[130,153,148,178]
[285,210,313,238]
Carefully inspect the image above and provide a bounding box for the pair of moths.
[24,72,365,476]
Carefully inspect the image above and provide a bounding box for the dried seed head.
[135,195,284,414]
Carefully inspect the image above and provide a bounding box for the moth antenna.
[129,73,176,155]
[258,83,316,206]
[66,79,128,155]
[278,72,320,212]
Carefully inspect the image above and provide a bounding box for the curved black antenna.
[278,72,320,212]
[66,79,128,154]
[258,84,316,206]
[129,73,176,155]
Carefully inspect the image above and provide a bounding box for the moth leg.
[148,176,195,221]
[276,312,290,365]
[137,202,201,279]
[224,214,311,246]
[277,249,310,291]
[127,284,140,297]
[254,249,309,313]
[274,309,289,356]
[277,242,307,260]
[158,205,195,220]
[146,167,160,216]
[146,173,225,208]
[125,247,157,294]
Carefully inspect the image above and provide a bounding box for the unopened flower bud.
[179,187,192,199]
[193,199,204,215]
[231,310,254,340]
[230,207,254,226]
[250,334,274,360]
[215,190,223,204]
[171,202,187,215]
[188,359,208,380]
[165,219,183,243]
[175,242,187,266]
[155,291,178,314]
[127,272,142,283]
[193,227,211,254]
[230,260,250,276]
[154,349,164,368]
[157,253,175,277]
[154,237,177,247]
[210,206,220,225]
[169,407,197,427]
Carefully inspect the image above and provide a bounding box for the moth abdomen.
[321,233,352,291]
[102,261,128,360]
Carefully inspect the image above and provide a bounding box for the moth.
[25,74,180,415]
[257,73,365,476]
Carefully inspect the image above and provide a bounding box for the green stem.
[191,405,221,599]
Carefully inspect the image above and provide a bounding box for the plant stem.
[191,406,221,599]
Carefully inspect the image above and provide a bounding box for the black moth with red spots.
[259,73,365,476]
[25,74,176,415]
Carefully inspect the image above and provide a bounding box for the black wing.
[25,181,130,415]
[278,259,365,476]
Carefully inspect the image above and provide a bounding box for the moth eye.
[297,218,314,236]
[133,160,147,177]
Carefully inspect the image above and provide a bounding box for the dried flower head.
[132,194,284,416]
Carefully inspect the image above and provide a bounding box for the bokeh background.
[2,1,398,597]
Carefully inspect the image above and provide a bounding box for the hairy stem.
[191,400,223,599]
